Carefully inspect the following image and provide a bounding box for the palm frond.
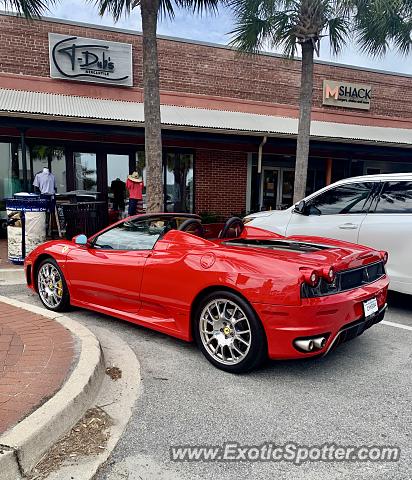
[228,0,283,53]
[2,0,54,18]
[327,15,349,55]
[159,0,175,19]
[228,0,336,57]
[94,0,221,22]
[175,0,220,14]
[353,0,412,56]
[391,18,412,56]
[229,14,273,52]
[93,0,138,21]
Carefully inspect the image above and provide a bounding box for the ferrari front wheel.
[194,291,267,373]
[36,258,70,312]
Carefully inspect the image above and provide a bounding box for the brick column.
[195,149,247,218]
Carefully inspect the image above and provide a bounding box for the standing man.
[126,171,144,216]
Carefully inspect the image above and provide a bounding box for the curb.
[0,295,105,479]
[46,325,142,480]
[0,268,26,285]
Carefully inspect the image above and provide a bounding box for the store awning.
[1,87,412,147]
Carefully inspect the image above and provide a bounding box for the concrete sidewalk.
[0,239,26,285]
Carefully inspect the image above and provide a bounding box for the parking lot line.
[381,320,412,331]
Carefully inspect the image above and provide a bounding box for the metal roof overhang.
[1,88,412,148]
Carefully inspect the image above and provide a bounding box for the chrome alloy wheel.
[38,263,64,309]
[199,298,252,365]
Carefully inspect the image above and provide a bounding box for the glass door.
[0,143,21,200]
[74,152,97,192]
[261,168,279,210]
[164,152,194,213]
[107,154,129,212]
[279,168,295,209]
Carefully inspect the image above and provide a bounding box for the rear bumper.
[323,304,387,355]
[253,276,389,360]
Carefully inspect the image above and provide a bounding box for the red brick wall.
[195,150,247,217]
[1,14,412,120]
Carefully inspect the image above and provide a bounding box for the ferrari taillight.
[322,266,336,284]
[380,251,389,265]
[303,270,320,288]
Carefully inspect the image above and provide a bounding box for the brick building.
[1,11,412,224]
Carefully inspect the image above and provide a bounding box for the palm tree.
[95,0,220,212]
[227,0,409,204]
[2,0,53,17]
[354,0,412,57]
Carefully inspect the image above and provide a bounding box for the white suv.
[245,173,412,295]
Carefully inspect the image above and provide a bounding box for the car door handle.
[339,223,358,230]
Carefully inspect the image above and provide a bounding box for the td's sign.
[323,80,372,110]
[49,33,133,87]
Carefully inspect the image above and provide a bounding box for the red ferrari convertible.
[24,213,389,373]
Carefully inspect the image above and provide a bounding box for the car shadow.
[255,332,384,379]
[39,294,405,379]
[387,290,412,312]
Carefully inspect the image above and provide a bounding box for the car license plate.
[363,298,378,318]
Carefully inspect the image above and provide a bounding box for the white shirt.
[33,171,56,194]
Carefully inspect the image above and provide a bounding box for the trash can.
[5,194,49,264]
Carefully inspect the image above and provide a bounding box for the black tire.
[193,290,267,373]
[36,258,70,312]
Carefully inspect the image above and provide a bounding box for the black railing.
[62,201,108,239]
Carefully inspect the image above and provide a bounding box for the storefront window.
[250,154,337,212]
[107,154,129,210]
[30,145,66,193]
[0,143,21,202]
[133,150,194,213]
[74,152,97,191]
[261,169,279,210]
[165,152,194,213]
[281,169,294,208]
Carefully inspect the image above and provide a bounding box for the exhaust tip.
[294,336,327,353]
[294,339,314,352]
[313,337,326,349]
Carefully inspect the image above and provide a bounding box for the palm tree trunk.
[293,41,314,204]
[141,0,164,212]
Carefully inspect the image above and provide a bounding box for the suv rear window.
[373,181,412,214]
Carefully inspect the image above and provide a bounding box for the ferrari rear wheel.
[194,291,267,373]
[37,258,70,312]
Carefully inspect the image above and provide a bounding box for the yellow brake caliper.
[56,280,63,297]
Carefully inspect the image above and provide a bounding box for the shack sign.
[323,80,372,110]
[49,33,133,87]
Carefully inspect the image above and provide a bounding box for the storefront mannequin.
[111,176,126,211]
[33,167,56,195]
[126,171,144,216]
[33,167,57,236]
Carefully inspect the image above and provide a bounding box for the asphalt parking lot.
[1,285,411,480]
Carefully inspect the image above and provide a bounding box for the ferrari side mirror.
[73,234,88,246]
[294,200,308,215]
